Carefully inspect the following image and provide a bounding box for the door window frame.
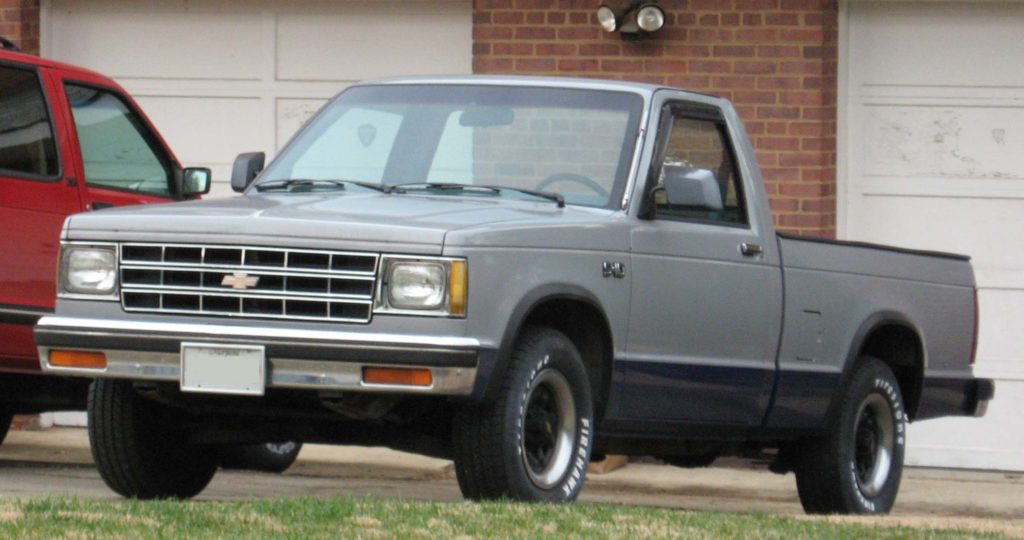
[0,59,63,183]
[61,78,177,199]
[644,100,751,229]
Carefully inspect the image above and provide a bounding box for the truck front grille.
[119,243,378,323]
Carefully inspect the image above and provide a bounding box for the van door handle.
[740,243,763,256]
[92,202,114,210]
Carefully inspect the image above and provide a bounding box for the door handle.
[740,242,763,256]
[92,201,114,210]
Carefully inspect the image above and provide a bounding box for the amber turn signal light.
[362,367,433,387]
[49,350,107,369]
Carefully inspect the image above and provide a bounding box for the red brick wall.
[0,0,39,55]
[473,0,838,237]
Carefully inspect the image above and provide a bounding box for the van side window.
[65,83,172,198]
[651,109,747,226]
[0,65,59,178]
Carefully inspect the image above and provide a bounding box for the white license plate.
[181,343,266,396]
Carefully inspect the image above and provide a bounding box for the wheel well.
[858,324,924,420]
[521,298,613,421]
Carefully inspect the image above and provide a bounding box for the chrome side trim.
[38,347,476,396]
[35,316,480,349]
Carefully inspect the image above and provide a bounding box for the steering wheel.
[536,173,609,198]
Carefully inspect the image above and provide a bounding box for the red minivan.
[0,46,210,437]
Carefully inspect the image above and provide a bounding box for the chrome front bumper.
[35,316,480,396]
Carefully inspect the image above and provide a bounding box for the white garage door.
[842,1,1024,470]
[42,0,472,197]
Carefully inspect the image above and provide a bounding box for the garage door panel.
[855,1,1024,87]
[851,196,1024,271]
[861,104,1024,180]
[976,289,1024,378]
[908,385,1024,472]
[133,96,263,178]
[277,98,332,151]
[276,5,471,81]
[845,0,1024,470]
[48,9,263,81]
[44,0,472,196]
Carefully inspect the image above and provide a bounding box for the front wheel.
[453,326,593,503]
[88,380,218,499]
[794,356,906,514]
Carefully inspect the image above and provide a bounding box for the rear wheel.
[795,356,906,514]
[219,441,303,473]
[88,380,217,499]
[0,411,11,446]
[453,326,593,503]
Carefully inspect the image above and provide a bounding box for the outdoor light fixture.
[597,1,666,40]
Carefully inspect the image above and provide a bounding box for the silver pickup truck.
[36,76,992,514]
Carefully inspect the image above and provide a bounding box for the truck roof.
[356,74,719,101]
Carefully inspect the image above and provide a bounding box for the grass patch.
[0,496,1007,539]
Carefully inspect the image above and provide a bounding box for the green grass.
[0,496,1007,539]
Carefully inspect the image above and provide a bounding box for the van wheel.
[794,356,906,514]
[453,326,593,503]
[219,441,303,473]
[88,380,217,499]
[0,411,11,446]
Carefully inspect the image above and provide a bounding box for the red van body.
[0,48,195,418]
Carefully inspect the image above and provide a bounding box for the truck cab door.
[621,93,783,427]
[51,74,178,210]
[0,61,81,366]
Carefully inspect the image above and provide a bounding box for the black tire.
[0,411,11,447]
[453,326,594,503]
[88,379,218,499]
[794,356,906,514]
[219,441,303,473]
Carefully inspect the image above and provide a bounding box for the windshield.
[258,84,644,208]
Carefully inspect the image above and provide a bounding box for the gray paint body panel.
[42,76,984,440]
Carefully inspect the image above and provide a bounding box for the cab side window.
[65,83,172,198]
[651,106,747,226]
[0,65,59,178]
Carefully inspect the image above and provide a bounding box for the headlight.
[379,257,467,316]
[61,245,117,296]
[389,262,446,309]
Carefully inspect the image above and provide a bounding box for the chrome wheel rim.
[853,393,895,498]
[520,369,577,489]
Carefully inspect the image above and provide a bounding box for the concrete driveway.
[1,428,1022,536]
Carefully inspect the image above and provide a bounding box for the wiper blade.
[389,182,565,208]
[254,179,389,192]
[482,185,565,208]
[389,182,500,194]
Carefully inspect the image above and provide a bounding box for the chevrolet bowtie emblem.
[222,272,259,290]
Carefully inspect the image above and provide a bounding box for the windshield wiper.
[389,182,500,194]
[254,179,389,192]
[389,182,565,208]
[483,185,565,208]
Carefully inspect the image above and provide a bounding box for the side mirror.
[181,167,212,197]
[662,166,723,211]
[231,152,265,193]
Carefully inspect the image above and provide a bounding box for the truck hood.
[65,192,624,254]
